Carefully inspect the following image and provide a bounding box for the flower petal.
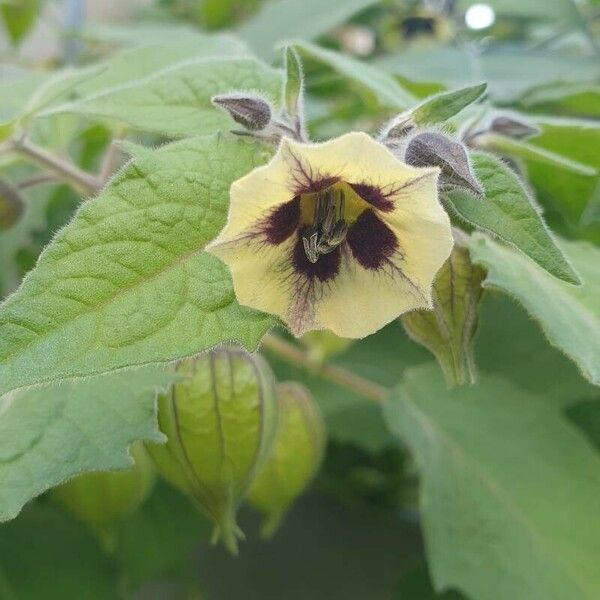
[305,170,453,338]
[208,132,453,339]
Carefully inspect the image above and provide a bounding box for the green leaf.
[0,503,117,599]
[385,364,600,600]
[0,134,275,398]
[0,366,178,522]
[78,23,248,51]
[239,0,379,57]
[401,246,485,386]
[476,132,597,177]
[40,58,282,138]
[378,44,600,103]
[73,37,252,97]
[520,83,600,119]
[526,117,600,228]
[0,0,40,46]
[468,234,600,385]
[444,151,581,285]
[411,83,487,126]
[292,41,415,110]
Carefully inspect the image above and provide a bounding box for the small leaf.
[411,83,487,127]
[284,45,304,121]
[0,366,178,523]
[0,134,275,398]
[443,151,581,285]
[401,245,485,386]
[489,115,539,139]
[385,363,600,600]
[468,233,600,385]
[292,40,415,110]
[40,58,283,138]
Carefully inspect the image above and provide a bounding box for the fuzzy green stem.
[262,334,389,404]
[7,137,101,196]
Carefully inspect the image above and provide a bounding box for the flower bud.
[212,93,272,131]
[0,179,25,230]
[51,443,155,550]
[490,116,539,140]
[404,132,483,197]
[248,382,326,537]
[147,349,278,554]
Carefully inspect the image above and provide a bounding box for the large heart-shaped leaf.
[0,134,275,398]
[385,363,600,600]
[40,59,282,138]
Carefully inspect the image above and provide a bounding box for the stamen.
[301,188,348,264]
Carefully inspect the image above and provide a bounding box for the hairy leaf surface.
[469,234,600,385]
[293,41,415,109]
[41,59,282,137]
[386,364,600,600]
[0,135,275,397]
[444,152,580,284]
[0,367,178,522]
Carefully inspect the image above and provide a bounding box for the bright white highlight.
[465,4,495,30]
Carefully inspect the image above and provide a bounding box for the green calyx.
[401,245,485,387]
[50,443,156,552]
[248,382,326,537]
[146,349,279,555]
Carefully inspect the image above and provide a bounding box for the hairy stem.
[262,334,389,404]
[7,137,101,196]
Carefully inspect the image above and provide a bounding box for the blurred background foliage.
[1,1,599,598]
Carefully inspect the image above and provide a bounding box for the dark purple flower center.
[292,234,341,282]
[260,182,399,278]
[263,196,300,244]
[347,209,398,270]
[348,183,395,212]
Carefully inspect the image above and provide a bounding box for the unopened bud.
[51,443,155,551]
[490,116,539,140]
[405,132,483,196]
[248,382,326,537]
[212,94,272,131]
[0,179,25,230]
[147,349,278,554]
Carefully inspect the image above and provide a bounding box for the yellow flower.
[207,132,453,338]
